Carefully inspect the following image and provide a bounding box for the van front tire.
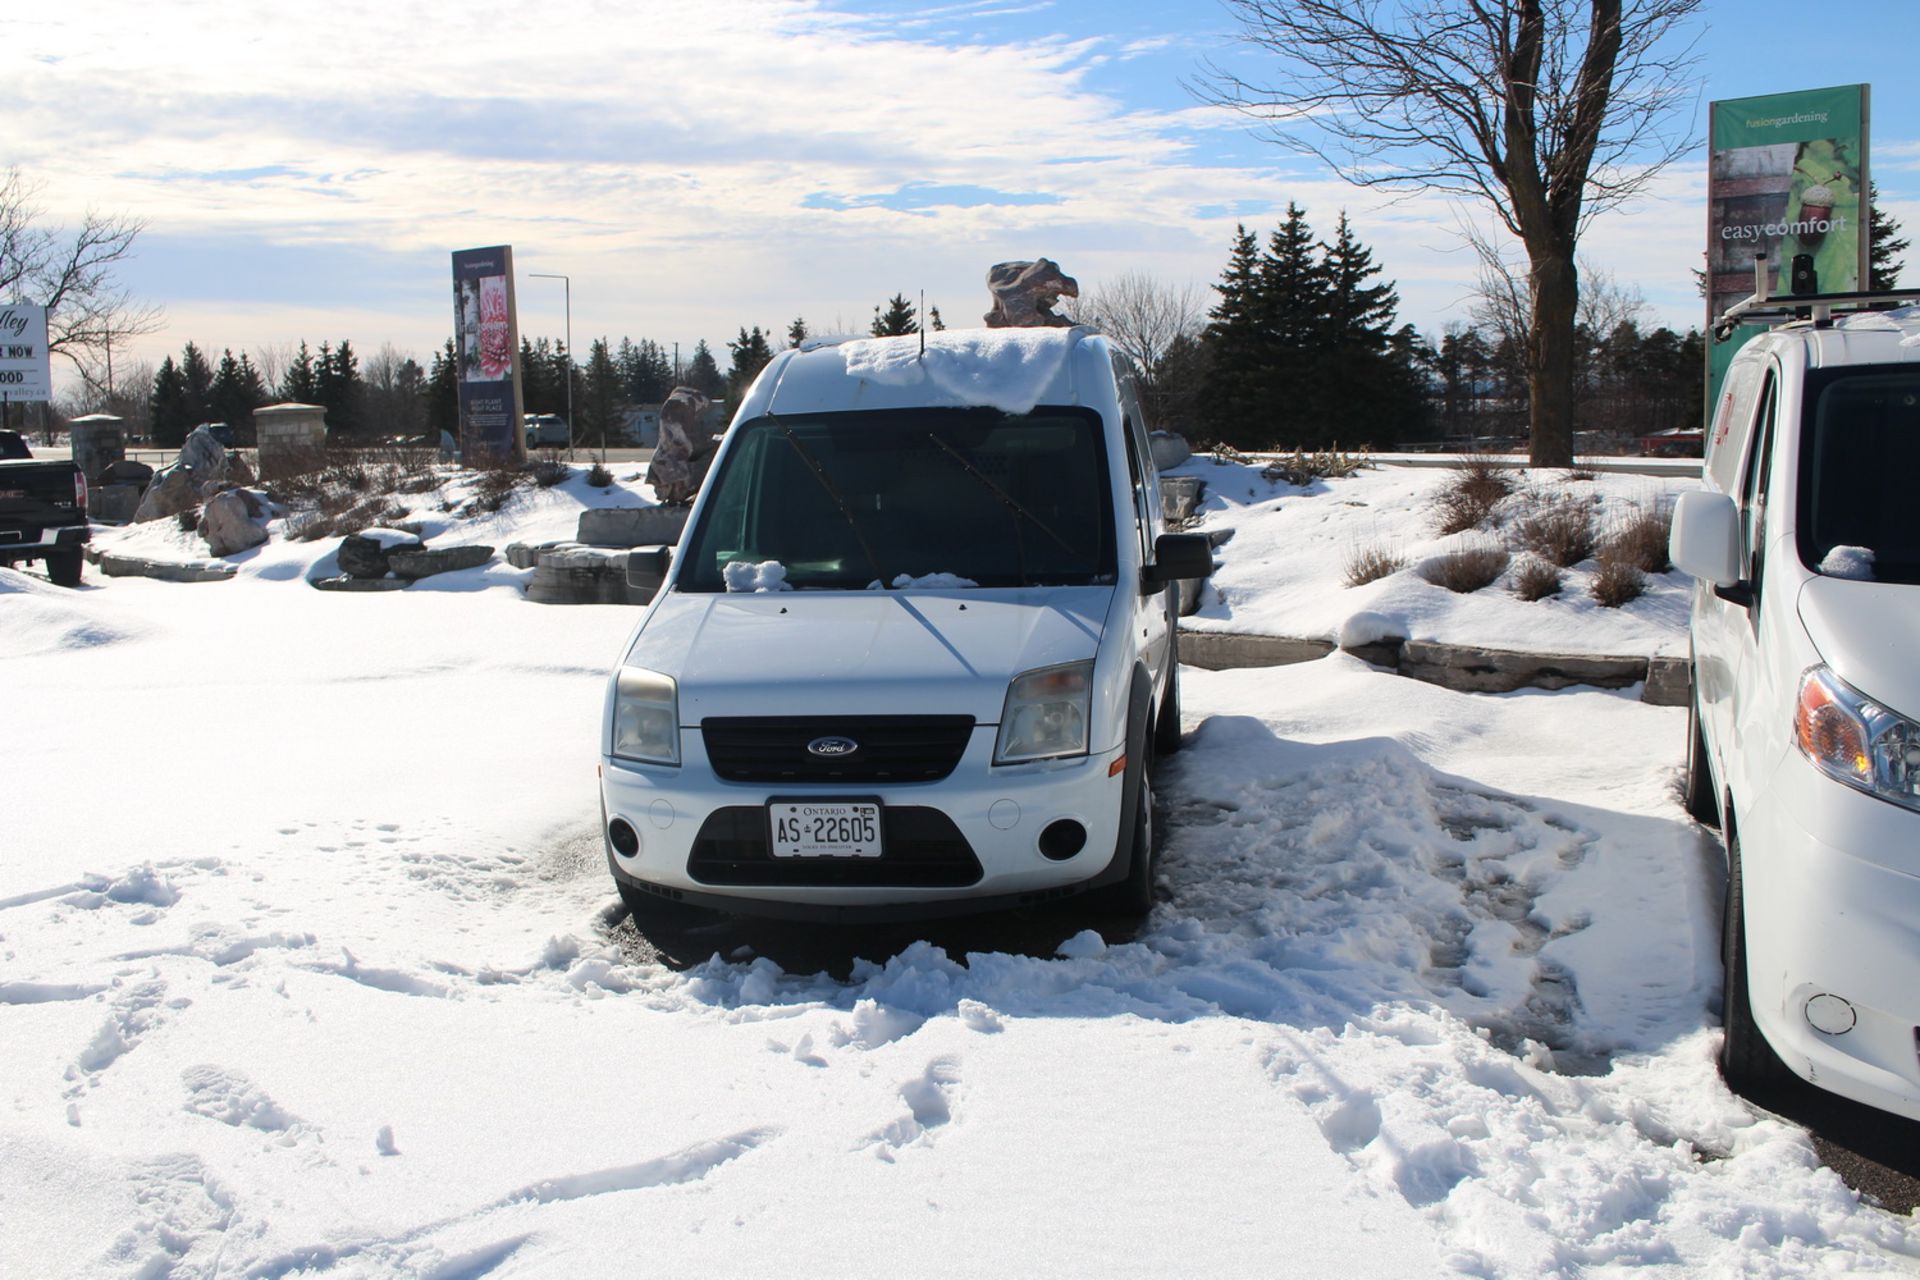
[1684,689,1720,827]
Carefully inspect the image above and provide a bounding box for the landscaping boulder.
[577,506,688,547]
[89,484,143,524]
[310,574,409,593]
[200,490,270,556]
[1150,431,1192,471]
[99,459,155,489]
[96,554,237,583]
[131,467,202,523]
[983,259,1078,327]
[527,545,650,605]
[133,426,235,523]
[338,528,423,579]
[645,388,718,504]
[388,545,495,580]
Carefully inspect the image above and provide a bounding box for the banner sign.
[0,304,52,403]
[1706,84,1871,412]
[451,245,525,463]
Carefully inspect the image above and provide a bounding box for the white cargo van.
[1672,293,1920,1118]
[597,327,1211,921]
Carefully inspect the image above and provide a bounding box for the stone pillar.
[68,414,127,485]
[254,403,329,480]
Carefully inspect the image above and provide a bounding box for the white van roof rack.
[1714,251,1920,341]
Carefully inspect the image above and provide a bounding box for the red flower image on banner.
[478,275,512,379]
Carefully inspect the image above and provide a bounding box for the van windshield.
[1799,367,1920,584]
[676,407,1116,591]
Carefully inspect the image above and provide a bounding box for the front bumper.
[1740,750,1920,1120]
[600,724,1128,920]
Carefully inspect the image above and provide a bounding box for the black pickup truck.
[0,430,89,586]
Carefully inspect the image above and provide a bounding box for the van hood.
[626,587,1112,723]
[1799,576,1920,716]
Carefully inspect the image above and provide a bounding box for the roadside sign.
[0,304,51,402]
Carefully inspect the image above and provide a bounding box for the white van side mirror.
[1669,490,1742,588]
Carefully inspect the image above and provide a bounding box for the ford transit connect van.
[1672,298,1920,1118]
[597,327,1211,921]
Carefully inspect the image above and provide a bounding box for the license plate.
[769,801,883,858]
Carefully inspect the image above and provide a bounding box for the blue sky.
[11,0,1918,392]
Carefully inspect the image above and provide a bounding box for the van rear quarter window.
[677,407,1116,591]
[1798,366,1920,583]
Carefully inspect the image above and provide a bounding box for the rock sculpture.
[132,425,233,523]
[645,387,718,505]
[983,259,1079,328]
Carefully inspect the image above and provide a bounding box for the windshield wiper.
[773,418,888,589]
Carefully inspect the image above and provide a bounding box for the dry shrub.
[1590,554,1646,608]
[176,507,201,533]
[1605,504,1672,575]
[1433,453,1516,535]
[1419,543,1510,594]
[1265,445,1370,487]
[1567,464,1598,483]
[1342,540,1404,588]
[1511,556,1563,601]
[531,452,570,488]
[586,462,614,488]
[398,473,440,496]
[464,465,527,516]
[1513,496,1597,567]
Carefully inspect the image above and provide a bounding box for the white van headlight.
[1795,666,1920,812]
[994,661,1093,765]
[612,668,681,766]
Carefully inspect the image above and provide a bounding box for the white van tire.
[1684,689,1720,827]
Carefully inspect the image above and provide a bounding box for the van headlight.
[994,661,1093,765]
[612,668,681,766]
[1795,666,1920,812]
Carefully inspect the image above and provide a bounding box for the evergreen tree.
[726,325,774,400]
[180,341,215,428]
[683,340,724,398]
[208,348,265,441]
[424,339,458,440]
[1199,225,1267,445]
[870,293,918,336]
[927,306,945,332]
[281,341,319,404]
[149,355,192,447]
[1317,212,1422,445]
[316,339,362,436]
[786,317,809,348]
[1870,182,1908,291]
[579,337,623,447]
[520,337,556,414]
[617,337,673,403]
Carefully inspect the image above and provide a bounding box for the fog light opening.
[1038,819,1087,861]
[1804,992,1856,1036]
[608,818,641,858]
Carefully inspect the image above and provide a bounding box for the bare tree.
[1080,272,1204,376]
[251,342,295,399]
[0,167,163,406]
[1198,0,1701,465]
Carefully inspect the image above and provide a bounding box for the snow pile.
[870,571,979,590]
[839,329,1073,415]
[1174,456,1695,657]
[1821,545,1876,580]
[723,560,792,592]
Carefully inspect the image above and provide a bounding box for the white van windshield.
[1800,367,1920,584]
[677,407,1116,591]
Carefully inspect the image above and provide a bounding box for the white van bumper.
[599,725,1130,920]
[1743,751,1920,1121]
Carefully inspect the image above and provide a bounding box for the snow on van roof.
[813,326,1085,415]
[1835,304,1920,346]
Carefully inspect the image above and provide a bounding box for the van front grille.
[701,716,974,783]
[687,806,983,887]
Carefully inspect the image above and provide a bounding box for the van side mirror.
[627,546,671,595]
[1143,532,1213,588]
[1669,490,1743,590]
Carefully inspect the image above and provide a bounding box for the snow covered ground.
[1177,455,1694,657]
[5,461,1920,1277]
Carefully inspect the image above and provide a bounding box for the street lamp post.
[528,272,578,460]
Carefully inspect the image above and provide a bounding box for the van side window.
[1707,360,1765,495]
[1121,416,1153,563]
[1739,371,1778,605]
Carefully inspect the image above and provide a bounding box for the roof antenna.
[918,290,926,361]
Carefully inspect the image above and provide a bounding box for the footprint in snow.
[862,1058,960,1159]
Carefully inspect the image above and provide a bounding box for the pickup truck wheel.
[1683,688,1719,827]
[46,549,83,589]
[1720,827,1796,1099]
[1152,632,1184,757]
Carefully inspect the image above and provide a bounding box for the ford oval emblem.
[807,735,860,758]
